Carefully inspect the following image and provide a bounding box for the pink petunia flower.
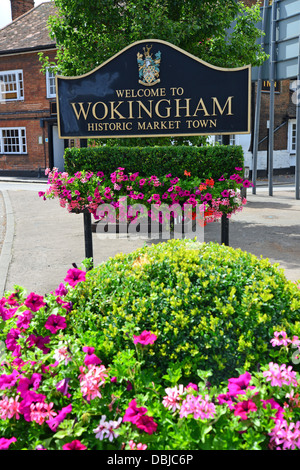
[134,413,158,434]
[123,399,147,424]
[0,369,20,390]
[82,346,102,366]
[64,268,86,287]
[16,310,33,330]
[228,372,254,396]
[55,378,71,397]
[62,440,87,450]
[44,314,67,334]
[234,399,257,420]
[24,292,46,312]
[46,403,72,431]
[133,330,157,346]
[17,373,42,397]
[26,334,51,354]
[0,437,17,450]
[55,283,68,297]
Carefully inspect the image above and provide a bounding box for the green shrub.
[63,145,244,180]
[68,239,300,383]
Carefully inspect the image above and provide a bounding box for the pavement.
[0,173,299,296]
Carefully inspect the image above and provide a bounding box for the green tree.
[40,0,266,147]
[41,0,267,76]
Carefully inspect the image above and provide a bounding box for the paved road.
[0,180,299,296]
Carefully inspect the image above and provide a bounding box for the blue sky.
[0,0,46,29]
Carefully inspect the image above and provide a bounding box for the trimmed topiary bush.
[63,145,244,180]
[1,239,300,450]
[67,239,300,383]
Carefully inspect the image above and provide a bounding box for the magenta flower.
[19,390,46,422]
[5,328,21,356]
[56,378,71,397]
[133,330,157,346]
[26,334,51,354]
[47,403,72,432]
[228,372,253,396]
[216,392,235,410]
[44,314,67,334]
[0,437,17,450]
[24,292,46,312]
[82,346,102,366]
[0,304,18,321]
[55,283,68,297]
[63,440,87,450]
[134,413,158,434]
[234,399,257,420]
[64,268,86,287]
[16,310,33,330]
[221,189,230,198]
[261,398,284,422]
[123,399,147,424]
[0,369,20,390]
[17,373,42,397]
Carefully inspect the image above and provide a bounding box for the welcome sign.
[56,39,251,139]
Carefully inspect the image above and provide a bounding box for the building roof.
[0,1,57,56]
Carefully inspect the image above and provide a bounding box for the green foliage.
[1,241,300,450]
[64,145,244,180]
[67,239,300,383]
[40,0,267,77]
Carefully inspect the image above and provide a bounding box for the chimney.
[10,0,35,21]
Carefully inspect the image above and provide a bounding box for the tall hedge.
[64,145,244,179]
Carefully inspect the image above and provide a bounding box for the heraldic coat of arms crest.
[137,45,161,86]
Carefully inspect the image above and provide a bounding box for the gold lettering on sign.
[71,102,92,120]
[155,99,171,118]
[174,99,191,118]
[92,102,109,120]
[211,97,233,116]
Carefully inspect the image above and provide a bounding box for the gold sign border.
[56,39,251,139]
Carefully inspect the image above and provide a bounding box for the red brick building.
[0,0,66,176]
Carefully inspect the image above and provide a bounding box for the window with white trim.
[46,69,56,98]
[214,134,236,145]
[0,128,27,154]
[0,70,24,101]
[288,119,297,154]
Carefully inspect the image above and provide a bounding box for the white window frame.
[46,68,56,98]
[0,127,27,154]
[214,134,236,145]
[0,70,24,102]
[288,119,297,154]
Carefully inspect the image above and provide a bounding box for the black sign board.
[56,40,251,139]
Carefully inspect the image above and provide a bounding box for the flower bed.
[0,240,300,450]
[38,166,251,227]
